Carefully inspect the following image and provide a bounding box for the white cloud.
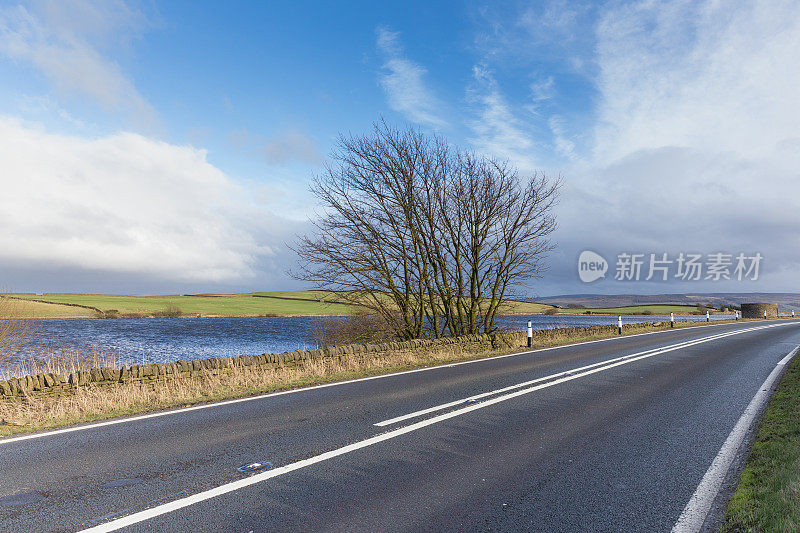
[473,0,595,77]
[0,116,276,283]
[593,0,800,162]
[0,0,157,128]
[529,76,555,104]
[547,115,576,160]
[467,65,539,171]
[518,0,586,43]
[18,93,88,128]
[552,0,800,293]
[376,27,447,128]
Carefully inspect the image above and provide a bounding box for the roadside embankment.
[721,346,800,531]
[0,319,746,436]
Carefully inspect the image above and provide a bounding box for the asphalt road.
[2,320,800,532]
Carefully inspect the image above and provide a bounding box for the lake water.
[12,314,732,367]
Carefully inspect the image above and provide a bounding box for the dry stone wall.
[0,322,673,402]
[0,332,528,402]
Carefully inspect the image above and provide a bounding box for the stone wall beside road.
[0,331,530,402]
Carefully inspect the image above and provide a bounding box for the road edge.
[672,345,800,533]
[0,319,785,444]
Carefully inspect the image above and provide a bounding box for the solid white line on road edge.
[777,348,797,366]
[374,326,770,427]
[672,345,800,533]
[79,323,792,532]
[1,319,764,446]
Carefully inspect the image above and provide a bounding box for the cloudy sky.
[0,0,797,296]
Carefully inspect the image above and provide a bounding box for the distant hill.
[536,293,800,312]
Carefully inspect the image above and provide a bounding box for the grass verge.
[721,349,800,532]
[0,318,746,437]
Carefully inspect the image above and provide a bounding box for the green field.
[1,292,716,318]
[5,291,355,318]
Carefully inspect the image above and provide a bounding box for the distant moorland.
[0,292,742,319]
[539,293,800,313]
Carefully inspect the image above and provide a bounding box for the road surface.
[2,319,799,532]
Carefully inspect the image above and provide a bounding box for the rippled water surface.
[18,314,731,366]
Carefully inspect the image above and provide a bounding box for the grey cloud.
[260,130,323,166]
[524,0,800,296]
[229,128,323,166]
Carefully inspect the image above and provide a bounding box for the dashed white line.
[0,319,752,446]
[80,322,792,532]
[374,327,767,427]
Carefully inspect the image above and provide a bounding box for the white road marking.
[777,348,796,366]
[0,319,755,446]
[375,328,760,427]
[672,345,800,533]
[79,323,792,532]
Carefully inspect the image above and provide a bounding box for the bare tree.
[293,121,559,340]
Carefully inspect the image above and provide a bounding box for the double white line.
[81,322,792,532]
[375,322,787,427]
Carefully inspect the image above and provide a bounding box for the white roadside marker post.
[793,310,795,318]
[527,320,533,348]
[706,310,710,322]
[764,309,767,319]
[618,315,622,335]
[670,312,675,328]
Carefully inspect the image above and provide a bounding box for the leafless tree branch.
[291,120,560,339]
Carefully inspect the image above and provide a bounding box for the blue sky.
[0,0,798,296]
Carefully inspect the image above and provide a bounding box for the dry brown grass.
[152,304,183,318]
[0,342,482,433]
[0,299,120,429]
[0,317,747,436]
[1,295,120,383]
[311,311,399,347]
[0,297,37,368]
[2,343,119,380]
[0,295,93,318]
